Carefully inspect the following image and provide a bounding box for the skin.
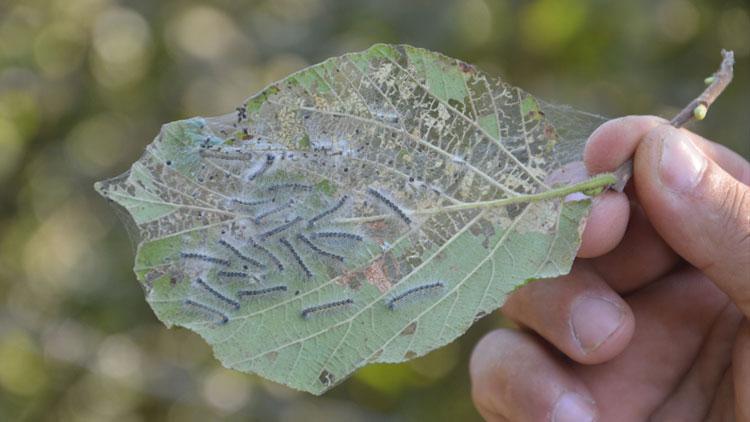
[469,116,750,421]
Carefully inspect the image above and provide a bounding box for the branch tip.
[670,50,734,128]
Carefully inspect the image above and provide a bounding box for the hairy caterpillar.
[195,278,240,310]
[367,188,411,225]
[301,298,354,319]
[386,281,444,310]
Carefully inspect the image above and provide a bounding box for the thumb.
[634,124,750,315]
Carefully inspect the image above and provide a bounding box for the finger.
[706,368,735,421]
[695,138,750,185]
[577,191,630,258]
[585,115,750,183]
[651,303,743,421]
[583,115,745,292]
[590,202,680,293]
[502,263,635,364]
[574,268,731,420]
[576,115,663,262]
[577,115,672,260]
[470,328,598,422]
[735,320,750,420]
[584,115,666,174]
[633,124,750,315]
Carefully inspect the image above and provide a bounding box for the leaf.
[95,44,617,394]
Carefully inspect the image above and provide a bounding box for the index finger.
[575,116,665,259]
[584,115,666,174]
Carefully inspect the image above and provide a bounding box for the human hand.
[470,116,750,421]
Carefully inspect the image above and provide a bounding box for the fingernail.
[659,132,706,193]
[552,392,597,422]
[571,297,624,353]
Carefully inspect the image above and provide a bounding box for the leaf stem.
[337,173,617,224]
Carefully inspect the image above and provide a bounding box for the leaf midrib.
[335,173,617,224]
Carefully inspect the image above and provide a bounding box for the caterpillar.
[279,237,312,279]
[259,216,303,240]
[217,239,266,269]
[254,202,291,224]
[194,278,240,310]
[301,298,354,319]
[267,183,313,193]
[309,231,363,241]
[385,281,444,310]
[249,237,284,271]
[180,252,230,267]
[296,234,344,262]
[307,195,348,226]
[216,271,248,279]
[367,188,411,225]
[183,299,229,324]
[246,154,275,181]
[231,198,271,207]
[199,149,253,161]
[237,285,288,298]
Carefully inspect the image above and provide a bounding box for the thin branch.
[670,50,735,128]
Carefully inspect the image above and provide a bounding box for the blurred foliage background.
[0,0,748,420]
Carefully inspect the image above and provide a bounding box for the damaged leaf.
[95,44,616,394]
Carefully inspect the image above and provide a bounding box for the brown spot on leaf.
[400,322,417,336]
[369,349,383,362]
[364,258,392,293]
[474,311,487,322]
[366,220,388,234]
[458,61,475,73]
[266,351,278,363]
[145,269,169,289]
[337,271,362,290]
[404,351,417,359]
[526,109,545,120]
[383,251,403,282]
[319,369,335,386]
[469,218,496,248]
[544,123,557,139]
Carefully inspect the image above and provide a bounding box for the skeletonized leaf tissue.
[95,44,618,394]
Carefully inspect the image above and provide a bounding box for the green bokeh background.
[0,0,747,420]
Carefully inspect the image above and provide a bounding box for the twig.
[670,50,735,128]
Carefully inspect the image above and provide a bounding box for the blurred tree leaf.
[95,44,616,394]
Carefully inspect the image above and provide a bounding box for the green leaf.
[95,44,616,394]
